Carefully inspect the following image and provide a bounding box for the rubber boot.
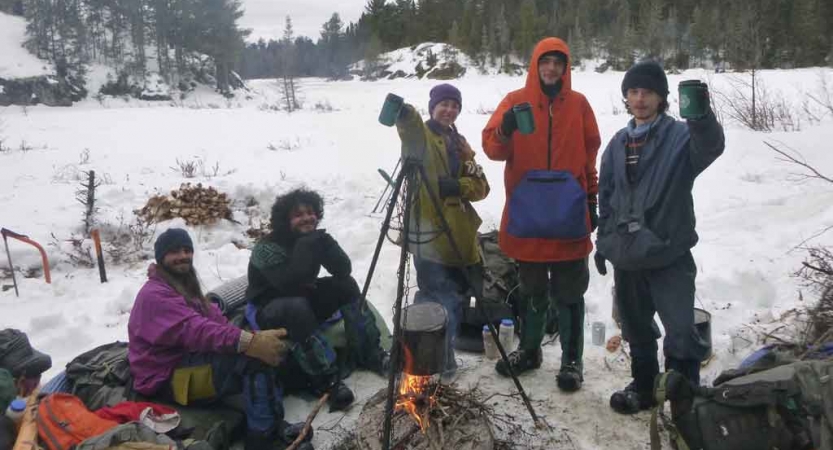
[555,302,584,392]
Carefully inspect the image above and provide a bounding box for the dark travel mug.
[513,102,535,135]
[379,93,405,127]
[678,80,709,119]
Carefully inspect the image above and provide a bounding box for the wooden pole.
[90,228,107,283]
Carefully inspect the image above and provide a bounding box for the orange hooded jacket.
[482,38,601,262]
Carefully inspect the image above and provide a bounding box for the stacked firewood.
[135,183,233,226]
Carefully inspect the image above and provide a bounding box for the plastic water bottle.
[499,319,515,353]
[482,325,499,360]
[5,398,26,425]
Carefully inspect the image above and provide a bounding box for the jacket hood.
[525,38,572,94]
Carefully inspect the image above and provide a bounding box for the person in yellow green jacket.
[395,83,490,377]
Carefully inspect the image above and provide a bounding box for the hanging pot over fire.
[400,302,447,376]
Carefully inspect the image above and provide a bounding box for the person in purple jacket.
[128,228,313,450]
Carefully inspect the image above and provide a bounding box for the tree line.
[2,0,830,90]
[240,0,832,80]
[1,0,248,92]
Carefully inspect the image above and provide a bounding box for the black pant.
[256,276,360,341]
[614,251,709,385]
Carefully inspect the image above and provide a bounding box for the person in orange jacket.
[482,37,601,391]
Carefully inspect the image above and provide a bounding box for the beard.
[157,262,207,311]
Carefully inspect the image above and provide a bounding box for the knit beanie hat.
[154,228,194,262]
[621,61,669,98]
[428,83,462,114]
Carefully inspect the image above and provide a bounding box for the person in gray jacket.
[594,61,725,415]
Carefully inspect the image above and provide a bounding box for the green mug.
[379,93,405,127]
[513,102,535,135]
[678,80,708,119]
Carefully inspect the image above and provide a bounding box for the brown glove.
[245,329,289,367]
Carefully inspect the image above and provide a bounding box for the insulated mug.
[512,102,535,135]
[678,80,708,119]
[379,93,405,127]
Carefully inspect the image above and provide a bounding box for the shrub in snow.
[139,73,172,101]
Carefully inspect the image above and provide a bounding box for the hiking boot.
[495,348,542,377]
[610,381,655,414]
[556,362,583,392]
[327,381,355,412]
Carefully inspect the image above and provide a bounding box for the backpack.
[37,393,120,450]
[459,231,519,328]
[651,360,833,450]
[65,342,133,410]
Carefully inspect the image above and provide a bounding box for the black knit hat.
[621,61,668,98]
[154,228,194,262]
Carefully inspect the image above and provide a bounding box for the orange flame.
[394,345,437,431]
[396,372,433,430]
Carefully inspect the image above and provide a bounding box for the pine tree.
[791,0,827,66]
[320,12,347,78]
[279,15,299,110]
[515,0,540,61]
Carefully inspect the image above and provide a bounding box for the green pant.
[518,258,589,367]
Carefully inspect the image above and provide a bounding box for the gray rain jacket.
[596,111,725,270]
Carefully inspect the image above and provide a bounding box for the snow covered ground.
[0,13,53,78]
[2,62,833,448]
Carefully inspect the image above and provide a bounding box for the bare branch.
[764,141,833,184]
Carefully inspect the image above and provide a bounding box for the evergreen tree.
[319,12,347,78]
[515,0,541,60]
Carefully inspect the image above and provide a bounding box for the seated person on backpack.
[128,228,312,450]
[246,188,390,412]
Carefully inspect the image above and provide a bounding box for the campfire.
[395,372,437,431]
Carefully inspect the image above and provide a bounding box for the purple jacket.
[128,266,242,395]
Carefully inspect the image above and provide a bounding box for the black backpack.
[459,231,519,328]
[651,360,833,450]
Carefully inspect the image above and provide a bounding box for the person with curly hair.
[245,188,389,412]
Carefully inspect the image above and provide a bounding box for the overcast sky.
[239,0,366,42]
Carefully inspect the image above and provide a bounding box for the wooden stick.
[12,389,39,450]
[286,392,330,450]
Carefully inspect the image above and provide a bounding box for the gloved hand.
[245,329,290,367]
[500,108,518,137]
[294,229,324,251]
[594,252,607,276]
[438,177,461,198]
[589,202,598,232]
